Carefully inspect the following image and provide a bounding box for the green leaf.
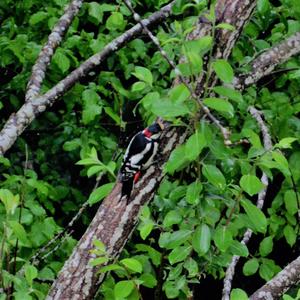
[192,224,211,255]
[135,244,161,266]
[87,165,105,177]
[120,258,143,273]
[230,289,248,300]
[164,281,179,299]
[216,23,235,31]
[82,89,102,124]
[163,210,182,227]
[169,83,190,103]
[159,230,192,249]
[53,50,70,73]
[213,86,243,103]
[114,280,134,299]
[243,258,259,276]
[257,0,271,14]
[186,181,203,205]
[132,66,153,86]
[88,183,114,205]
[186,51,203,75]
[0,189,19,214]
[131,81,146,92]
[259,236,273,257]
[284,190,298,215]
[283,225,296,247]
[212,59,234,83]
[139,273,157,288]
[185,130,207,161]
[168,245,192,265]
[93,239,106,252]
[98,264,125,273]
[240,175,265,196]
[29,11,48,25]
[63,139,81,151]
[38,267,55,281]
[151,100,189,119]
[213,226,233,252]
[183,36,213,56]
[165,145,188,175]
[106,12,125,31]
[140,92,160,110]
[202,164,226,190]
[275,137,297,149]
[25,265,38,286]
[241,199,267,233]
[88,2,103,24]
[104,107,121,125]
[183,258,199,277]
[139,221,154,240]
[8,221,31,246]
[90,256,109,266]
[203,97,234,117]
[229,240,249,257]
[259,261,275,281]
[272,151,290,176]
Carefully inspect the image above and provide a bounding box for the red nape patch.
[134,171,141,183]
[143,129,151,138]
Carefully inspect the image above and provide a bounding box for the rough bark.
[25,0,83,102]
[194,0,257,95]
[47,1,257,299]
[222,107,273,300]
[0,2,175,156]
[234,32,300,89]
[250,256,300,300]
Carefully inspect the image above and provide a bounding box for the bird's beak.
[157,118,165,130]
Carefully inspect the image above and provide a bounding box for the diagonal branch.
[26,0,83,102]
[222,106,272,300]
[47,1,258,299]
[0,1,175,156]
[250,256,300,300]
[234,32,300,89]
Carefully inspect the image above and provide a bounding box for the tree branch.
[25,0,83,102]
[234,32,300,89]
[250,256,300,300]
[222,106,272,300]
[46,127,187,299]
[47,1,258,299]
[0,1,175,156]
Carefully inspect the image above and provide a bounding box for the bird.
[120,121,164,202]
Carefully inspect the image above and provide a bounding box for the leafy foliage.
[0,0,299,299]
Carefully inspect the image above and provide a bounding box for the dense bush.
[0,0,299,299]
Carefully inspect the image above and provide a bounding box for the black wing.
[124,133,148,159]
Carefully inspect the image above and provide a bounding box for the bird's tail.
[120,176,134,201]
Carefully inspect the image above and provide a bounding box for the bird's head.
[143,121,164,140]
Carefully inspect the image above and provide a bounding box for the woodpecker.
[120,121,164,201]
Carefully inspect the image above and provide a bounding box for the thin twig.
[123,0,232,144]
[222,106,272,300]
[41,230,74,261]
